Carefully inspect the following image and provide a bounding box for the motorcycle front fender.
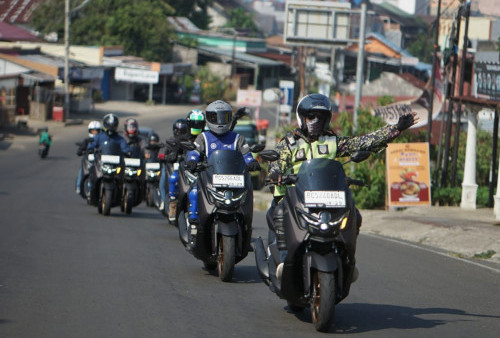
[303,251,340,295]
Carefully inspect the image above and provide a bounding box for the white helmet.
[88,120,102,138]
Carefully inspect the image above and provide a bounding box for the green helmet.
[186,109,206,136]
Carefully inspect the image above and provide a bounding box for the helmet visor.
[206,111,231,125]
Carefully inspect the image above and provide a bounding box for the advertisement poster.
[386,143,431,207]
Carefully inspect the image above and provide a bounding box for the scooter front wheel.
[311,270,336,332]
[217,235,235,282]
[101,189,112,216]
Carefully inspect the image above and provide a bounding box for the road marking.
[362,233,500,274]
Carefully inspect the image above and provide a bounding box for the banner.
[372,58,444,128]
[386,143,431,207]
[236,89,262,107]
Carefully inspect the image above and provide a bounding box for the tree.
[224,8,261,37]
[30,0,211,62]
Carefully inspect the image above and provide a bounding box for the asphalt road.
[1,108,499,337]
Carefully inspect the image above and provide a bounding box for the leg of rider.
[159,166,166,210]
[188,185,198,224]
[273,199,287,261]
[168,170,179,217]
[76,167,83,194]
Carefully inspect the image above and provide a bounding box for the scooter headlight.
[297,208,350,235]
[207,187,247,207]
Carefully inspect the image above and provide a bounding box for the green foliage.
[406,20,434,63]
[195,66,230,103]
[224,8,261,37]
[30,0,211,62]
[377,95,396,106]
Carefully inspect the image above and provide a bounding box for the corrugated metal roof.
[367,32,413,57]
[198,46,283,66]
[18,53,85,68]
[475,51,499,63]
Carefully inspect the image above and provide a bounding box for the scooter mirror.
[259,150,280,162]
[249,144,265,153]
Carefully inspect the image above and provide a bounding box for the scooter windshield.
[295,158,349,208]
[100,140,122,156]
[207,150,247,188]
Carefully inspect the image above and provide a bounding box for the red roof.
[0,0,45,24]
[0,21,41,41]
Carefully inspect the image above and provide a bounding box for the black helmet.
[296,93,332,136]
[123,118,139,138]
[148,132,160,146]
[173,118,189,138]
[102,114,119,135]
[205,100,232,135]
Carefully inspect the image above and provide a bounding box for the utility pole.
[440,7,462,187]
[451,1,471,187]
[426,0,442,143]
[353,2,367,133]
[64,0,70,121]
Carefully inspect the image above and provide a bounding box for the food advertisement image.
[386,143,431,207]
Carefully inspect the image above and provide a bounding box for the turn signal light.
[340,217,348,230]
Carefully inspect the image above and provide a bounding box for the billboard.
[284,1,354,47]
[386,143,431,207]
[474,61,500,101]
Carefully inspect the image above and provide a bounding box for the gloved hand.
[268,171,281,183]
[247,161,261,171]
[186,160,197,171]
[397,112,416,131]
[235,107,249,119]
[165,152,177,163]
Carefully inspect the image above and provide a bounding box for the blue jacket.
[87,132,131,155]
[187,131,255,164]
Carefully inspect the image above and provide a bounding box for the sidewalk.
[253,190,500,266]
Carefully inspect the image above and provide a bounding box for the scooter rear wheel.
[311,270,336,332]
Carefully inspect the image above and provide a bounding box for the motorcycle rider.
[185,100,261,225]
[143,132,162,160]
[164,110,206,218]
[75,120,102,194]
[87,114,130,154]
[267,93,418,281]
[123,118,147,158]
[38,127,52,154]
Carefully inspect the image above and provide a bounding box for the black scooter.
[254,151,370,332]
[89,142,124,216]
[178,143,264,282]
[121,156,144,215]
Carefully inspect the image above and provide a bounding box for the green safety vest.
[274,134,337,197]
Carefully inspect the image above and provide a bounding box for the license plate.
[173,163,179,170]
[145,162,160,170]
[124,158,141,167]
[212,174,244,188]
[101,154,120,164]
[304,190,346,208]
[88,153,95,161]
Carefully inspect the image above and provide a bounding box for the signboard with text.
[386,143,431,207]
[115,67,159,84]
[236,89,262,107]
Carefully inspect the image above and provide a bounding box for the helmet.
[148,132,160,146]
[124,118,139,138]
[186,109,206,136]
[296,93,332,137]
[172,118,189,139]
[88,120,102,138]
[205,100,232,135]
[102,114,119,135]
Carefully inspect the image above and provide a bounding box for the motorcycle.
[144,160,161,208]
[177,143,264,282]
[121,156,145,215]
[254,151,370,332]
[38,143,49,158]
[89,141,124,216]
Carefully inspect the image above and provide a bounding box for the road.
[1,109,499,337]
